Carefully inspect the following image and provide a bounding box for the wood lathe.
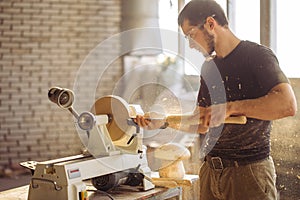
[20,87,155,200]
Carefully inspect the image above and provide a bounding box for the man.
[135,0,297,199]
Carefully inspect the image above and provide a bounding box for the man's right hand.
[134,112,166,130]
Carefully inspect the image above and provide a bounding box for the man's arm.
[135,83,296,132]
[184,82,297,129]
[228,83,297,120]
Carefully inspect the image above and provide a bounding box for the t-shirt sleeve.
[251,46,288,93]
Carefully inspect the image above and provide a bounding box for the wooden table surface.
[0,184,182,200]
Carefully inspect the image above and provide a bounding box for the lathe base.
[22,153,154,200]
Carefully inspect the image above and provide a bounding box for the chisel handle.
[147,115,247,125]
[222,116,247,124]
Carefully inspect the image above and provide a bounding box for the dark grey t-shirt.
[198,40,288,161]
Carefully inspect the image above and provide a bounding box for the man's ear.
[206,17,215,30]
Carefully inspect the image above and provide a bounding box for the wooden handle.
[223,116,247,124]
[166,115,247,125]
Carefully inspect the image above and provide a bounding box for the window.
[277,0,300,78]
[159,0,178,32]
[233,0,260,43]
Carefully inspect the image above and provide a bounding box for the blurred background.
[0,0,299,199]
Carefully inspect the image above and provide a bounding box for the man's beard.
[202,28,215,58]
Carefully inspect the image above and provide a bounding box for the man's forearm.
[228,83,297,120]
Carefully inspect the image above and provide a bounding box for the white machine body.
[28,153,153,200]
[23,90,154,200]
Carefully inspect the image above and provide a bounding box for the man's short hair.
[178,0,228,27]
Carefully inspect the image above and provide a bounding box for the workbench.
[0,184,182,200]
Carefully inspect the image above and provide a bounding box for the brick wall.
[0,0,122,171]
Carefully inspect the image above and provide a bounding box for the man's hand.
[208,103,230,127]
[134,112,166,130]
[195,103,230,128]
